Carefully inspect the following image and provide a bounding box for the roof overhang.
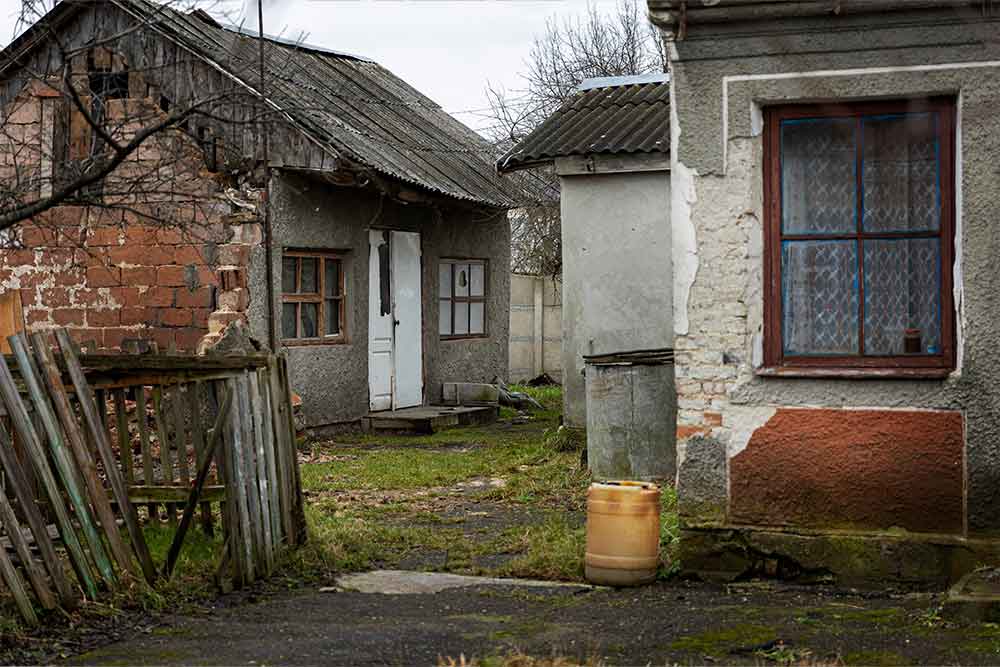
[647,0,991,37]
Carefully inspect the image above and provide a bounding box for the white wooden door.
[390,231,423,409]
[368,230,394,411]
[368,230,423,411]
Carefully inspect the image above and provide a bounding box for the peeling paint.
[670,77,699,337]
[723,405,777,458]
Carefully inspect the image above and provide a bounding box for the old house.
[497,74,673,442]
[0,0,525,429]
[647,0,1000,584]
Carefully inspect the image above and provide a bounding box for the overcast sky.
[0,0,623,135]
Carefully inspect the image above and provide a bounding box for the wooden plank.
[247,372,274,573]
[151,385,176,528]
[225,377,254,585]
[186,382,214,536]
[162,388,233,580]
[279,355,306,545]
[209,380,242,587]
[113,389,133,485]
[7,334,109,594]
[0,290,25,355]
[266,357,294,545]
[0,483,56,610]
[134,385,157,521]
[30,332,138,582]
[0,526,37,624]
[237,371,264,574]
[173,385,190,488]
[258,368,281,548]
[55,330,158,585]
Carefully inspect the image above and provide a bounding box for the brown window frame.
[440,258,489,340]
[281,250,347,346]
[762,97,956,378]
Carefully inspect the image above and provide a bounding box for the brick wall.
[0,77,260,351]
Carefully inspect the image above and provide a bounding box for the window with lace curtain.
[762,98,956,375]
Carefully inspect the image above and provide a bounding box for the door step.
[363,405,498,434]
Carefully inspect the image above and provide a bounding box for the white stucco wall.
[558,168,673,428]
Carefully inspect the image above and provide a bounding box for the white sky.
[0,0,622,135]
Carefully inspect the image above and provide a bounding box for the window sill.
[755,366,953,380]
[441,335,489,342]
[282,338,348,347]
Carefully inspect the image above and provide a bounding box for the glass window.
[439,259,487,338]
[281,252,347,344]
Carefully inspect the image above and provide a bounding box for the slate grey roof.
[4,0,528,208]
[497,75,670,174]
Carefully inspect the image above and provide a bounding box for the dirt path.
[65,576,999,666]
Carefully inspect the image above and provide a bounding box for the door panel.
[390,231,423,409]
[368,230,393,411]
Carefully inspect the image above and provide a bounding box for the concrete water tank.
[583,349,676,481]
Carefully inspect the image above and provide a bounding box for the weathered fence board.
[0,329,305,625]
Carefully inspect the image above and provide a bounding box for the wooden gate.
[0,329,305,624]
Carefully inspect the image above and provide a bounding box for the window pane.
[864,238,941,355]
[863,113,940,233]
[470,302,485,334]
[439,262,452,297]
[300,302,317,338]
[469,263,485,297]
[454,264,470,297]
[439,299,452,335]
[325,260,341,297]
[281,258,296,293]
[300,258,318,294]
[782,240,859,355]
[781,118,857,234]
[325,299,341,336]
[453,302,469,335]
[281,303,297,339]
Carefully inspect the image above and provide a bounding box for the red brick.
[175,286,212,308]
[143,286,175,307]
[174,245,208,265]
[111,287,142,307]
[677,425,711,440]
[155,227,183,245]
[45,248,75,265]
[74,248,108,268]
[196,266,218,287]
[86,266,120,287]
[156,265,187,287]
[174,327,205,351]
[120,307,150,326]
[149,327,174,350]
[53,267,86,287]
[49,206,86,227]
[102,327,133,350]
[52,308,84,325]
[703,412,723,427]
[87,309,120,327]
[3,249,36,266]
[122,266,156,285]
[68,328,104,350]
[158,308,192,327]
[87,226,123,247]
[19,289,36,306]
[21,225,54,247]
[40,287,71,307]
[124,225,158,244]
[191,308,209,328]
[25,309,50,325]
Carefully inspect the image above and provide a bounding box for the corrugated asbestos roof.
[496,75,670,174]
[4,0,529,209]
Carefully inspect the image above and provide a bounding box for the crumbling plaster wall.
[252,170,510,428]
[665,12,1000,534]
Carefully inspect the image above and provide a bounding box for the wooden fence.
[0,329,304,625]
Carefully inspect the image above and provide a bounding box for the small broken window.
[439,259,487,338]
[281,251,347,343]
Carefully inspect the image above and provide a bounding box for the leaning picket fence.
[0,329,305,625]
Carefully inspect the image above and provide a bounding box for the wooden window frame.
[761,97,957,378]
[281,250,347,346]
[440,258,489,340]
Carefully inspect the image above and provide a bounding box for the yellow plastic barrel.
[585,481,661,586]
